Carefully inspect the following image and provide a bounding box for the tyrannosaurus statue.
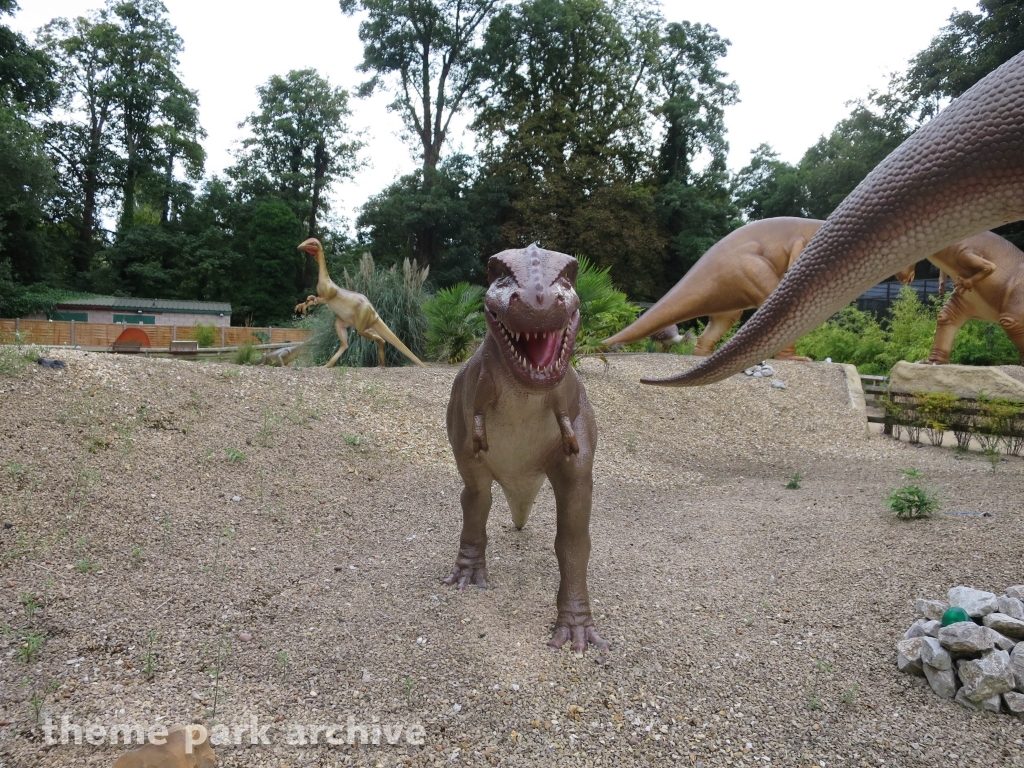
[603,217,823,358]
[445,244,608,653]
[294,238,425,369]
[894,232,1024,364]
[645,50,1024,387]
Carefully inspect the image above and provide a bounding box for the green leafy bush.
[190,323,218,348]
[795,287,1020,373]
[233,341,260,365]
[574,255,641,354]
[423,282,485,363]
[302,253,429,367]
[887,485,939,519]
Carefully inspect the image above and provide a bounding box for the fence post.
[14,318,19,334]
[172,325,177,341]
[221,325,226,348]
[268,325,273,344]
[70,320,75,347]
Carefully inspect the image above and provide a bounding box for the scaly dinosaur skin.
[646,51,1024,387]
[445,244,608,653]
[902,232,1024,363]
[603,218,823,360]
[295,238,425,368]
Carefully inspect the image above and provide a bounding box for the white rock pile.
[897,585,1024,715]
[744,362,787,389]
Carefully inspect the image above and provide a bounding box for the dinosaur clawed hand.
[294,295,320,315]
[954,276,976,293]
[547,617,610,654]
[557,415,579,456]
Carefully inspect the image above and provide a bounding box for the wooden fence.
[0,318,311,349]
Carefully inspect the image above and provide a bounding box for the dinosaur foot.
[915,359,946,365]
[443,558,488,590]
[547,618,610,653]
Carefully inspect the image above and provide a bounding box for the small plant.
[404,676,416,707]
[191,323,219,348]
[19,592,41,621]
[277,650,291,679]
[841,683,860,708]
[257,409,279,446]
[233,341,260,365]
[983,448,1002,472]
[887,483,939,519]
[131,545,145,566]
[423,282,486,363]
[18,630,46,663]
[75,557,97,573]
[224,448,246,463]
[785,473,803,490]
[343,433,361,446]
[141,630,159,679]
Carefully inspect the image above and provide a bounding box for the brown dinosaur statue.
[112,725,215,768]
[294,238,425,368]
[896,232,1024,364]
[445,243,608,653]
[603,217,823,359]
[256,340,308,367]
[645,50,1024,387]
[649,324,689,351]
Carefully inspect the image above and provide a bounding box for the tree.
[340,0,501,172]
[472,0,666,297]
[732,143,806,220]
[904,0,1024,115]
[652,20,739,284]
[230,69,361,240]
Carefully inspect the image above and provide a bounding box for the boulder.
[923,619,941,638]
[924,663,958,699]
[958,650,1015,702]
[998,596,1024,621]
[919,637,952,671]
[1004,691,1024,719]
[889,361,1024,401]
[938,622,996,656]
[982,612,1024,639]
[991,630,1017,650]
[896,638,925,676]
[904,619,930,640]
[1011,643,1024,691]
[915,599,948,622]
[947,586,1000,617]
[955,688,1002,713]
[1005,585,1024,601]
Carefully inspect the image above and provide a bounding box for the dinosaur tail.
[641,50,1024,387]
[372,319,427,367]
[603,275,714,347]
[281,340,309,366]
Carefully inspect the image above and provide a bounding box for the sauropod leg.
[926,292,974,364]
[693,311,743,356]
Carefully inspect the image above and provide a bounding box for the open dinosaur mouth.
[486,308,579,381]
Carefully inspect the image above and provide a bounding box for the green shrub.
[191,323,218,348]
[0,331,39,377]
[423,282,485,363]
[887,485,939,519]
[302,253,429,367]
[233,341,260,365]
[574,255,641,354]
[949,319,1021,366]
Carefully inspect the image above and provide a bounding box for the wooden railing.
[0,318,311,350]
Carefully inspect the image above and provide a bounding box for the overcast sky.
[11,0,957,230]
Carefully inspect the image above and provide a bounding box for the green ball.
[941,607,971,626]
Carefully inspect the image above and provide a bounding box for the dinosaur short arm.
[952,249,996,292]
[550,391,580,456]
[472,368,496,453]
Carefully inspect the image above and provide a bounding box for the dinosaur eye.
[487,257,513,284]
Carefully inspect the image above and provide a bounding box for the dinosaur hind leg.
[693,311,743,356]
[925,292,973,364]
[359,327,388,368]
[327,318,350,367]
[998,305,1024,362]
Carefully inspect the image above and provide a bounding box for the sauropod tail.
[372,319,426,367]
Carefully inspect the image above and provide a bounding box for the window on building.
[49,311,88,322]
[113,314,156,325]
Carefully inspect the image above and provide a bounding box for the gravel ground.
[1,350,1022,768]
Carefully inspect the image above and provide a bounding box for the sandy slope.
[1,351,1022,767]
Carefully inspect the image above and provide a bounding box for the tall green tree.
[731,143,806,220]
[230,68,361,240]
[340,0,501,172]
[473,0,666,297]
[652,20,739,284]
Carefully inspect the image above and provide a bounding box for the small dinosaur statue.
[445,243,608,653]
[603,217,823,359]
[294,238,426,368]
[908,232,1024,363]
[648,50,1024,387]
[112,725,215,768]
[256,340,308,367]
[649,324,687,351]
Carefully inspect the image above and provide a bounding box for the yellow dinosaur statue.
[112,725,215,768]
[294,238,426,368]
[604,217,823,358]
[895,232,1024,364]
